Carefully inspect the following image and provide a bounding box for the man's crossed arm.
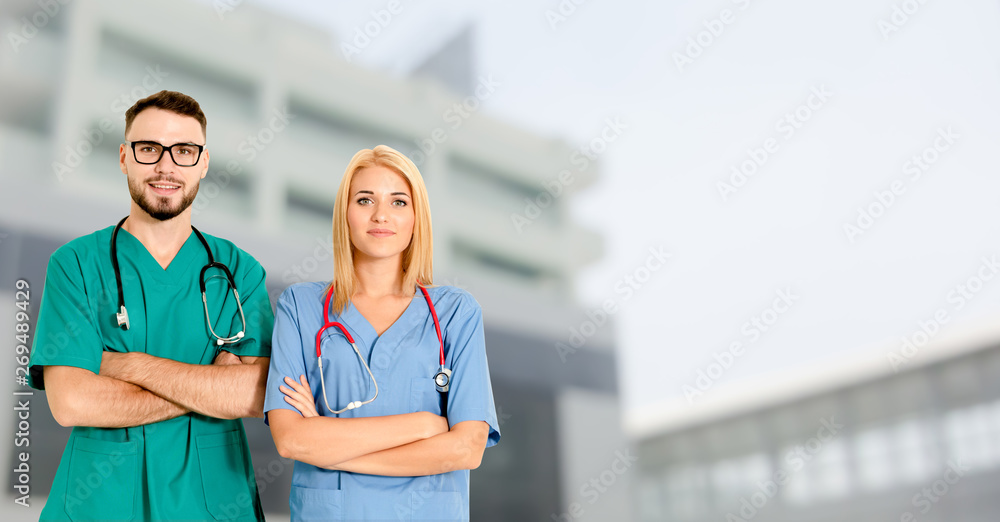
[45,350,268,428]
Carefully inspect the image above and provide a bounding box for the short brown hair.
[124,90,207,138]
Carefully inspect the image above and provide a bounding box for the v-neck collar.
[340,292,423,348]
[116,227,203,285]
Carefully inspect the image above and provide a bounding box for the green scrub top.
[28,225,274,521]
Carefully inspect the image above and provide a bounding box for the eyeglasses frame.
[128,140,205,167]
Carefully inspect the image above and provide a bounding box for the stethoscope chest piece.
[116,305,130,330]
[434,366,452,393]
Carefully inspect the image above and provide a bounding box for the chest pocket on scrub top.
[409,377,444,416]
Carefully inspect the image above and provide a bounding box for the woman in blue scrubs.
[264,145,500,521]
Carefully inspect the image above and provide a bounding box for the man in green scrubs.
[28,90,274,521]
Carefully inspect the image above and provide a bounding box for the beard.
[127,174,200,221]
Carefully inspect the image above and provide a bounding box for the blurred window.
[710,458,743,502]
[895,416,937,484]
[666,464,709,520]
[638,475,663,521]
[449,157,560,229]
[806,438,851,500]
[944,402,1000,472]
[854,426,894,491]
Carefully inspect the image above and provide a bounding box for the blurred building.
[632,321,1000,522]
[0,0,630,520]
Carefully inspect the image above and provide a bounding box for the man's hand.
[213,350,242,366]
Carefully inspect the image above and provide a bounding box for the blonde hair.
[328,145,433,314]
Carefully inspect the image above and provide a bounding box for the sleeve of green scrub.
[262,286,307,425]
[28,247,106,390]
[444,294,501,447]
[224,258,274,359]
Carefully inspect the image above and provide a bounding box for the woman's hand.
[280,375,319,418]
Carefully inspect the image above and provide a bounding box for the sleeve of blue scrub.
[445,296,501,447]
[28,247,105,390]
[224,259,274,359]
[263,287,307,424]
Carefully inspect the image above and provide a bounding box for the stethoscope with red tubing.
[315,284,450,414]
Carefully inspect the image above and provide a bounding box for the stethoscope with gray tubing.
[110,216,247,347]
[315,283,451,415]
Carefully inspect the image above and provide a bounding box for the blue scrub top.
[264,282,500,521]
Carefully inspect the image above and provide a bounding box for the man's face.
[119,108,209,221]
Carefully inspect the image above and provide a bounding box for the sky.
[231,0,1000,423]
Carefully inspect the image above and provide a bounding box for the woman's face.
[346,165,415,264]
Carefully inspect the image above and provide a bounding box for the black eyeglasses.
[128,141,205,167]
